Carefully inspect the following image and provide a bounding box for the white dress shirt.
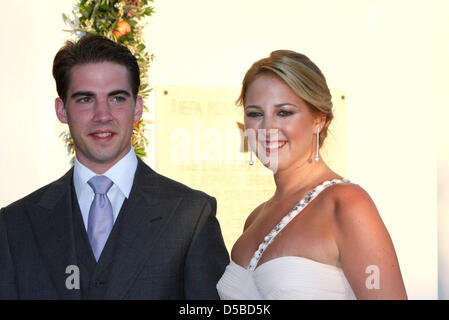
[73,147,138,231]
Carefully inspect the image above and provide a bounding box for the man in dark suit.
[0,34,229,299]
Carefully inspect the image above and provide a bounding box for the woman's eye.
[278,110,293,117]
[246,112,263,118]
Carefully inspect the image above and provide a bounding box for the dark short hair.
[52,34,140,102]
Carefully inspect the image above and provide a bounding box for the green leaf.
[144,7,153,15]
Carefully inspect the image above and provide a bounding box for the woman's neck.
[272,158,334,199]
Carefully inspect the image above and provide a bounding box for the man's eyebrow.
[70,90,131,99]
[108,90,131,97]
[71,91,95,99]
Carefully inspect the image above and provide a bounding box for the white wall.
[0,0,74,205]
[1,0,447,299]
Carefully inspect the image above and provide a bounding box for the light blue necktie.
[87,175,114,262]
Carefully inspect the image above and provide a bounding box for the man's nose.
[93,99,113,122]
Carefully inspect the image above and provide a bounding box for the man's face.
[55,62,143,173]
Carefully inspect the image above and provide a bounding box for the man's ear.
[133,95,143,122]
[55,98,68,124]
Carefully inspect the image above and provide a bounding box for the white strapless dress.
[217,179,357,300]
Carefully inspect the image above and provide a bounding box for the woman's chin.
[258,158,285,173]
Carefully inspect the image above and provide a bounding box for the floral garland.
[61,0,154,160]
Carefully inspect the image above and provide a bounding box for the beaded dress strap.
[247,178,350,271]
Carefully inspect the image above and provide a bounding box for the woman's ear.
[314,113,327,131]
[55,98,68,124]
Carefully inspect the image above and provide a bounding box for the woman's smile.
[262,140,288,154]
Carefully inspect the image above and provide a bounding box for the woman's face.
[244,73,320,172]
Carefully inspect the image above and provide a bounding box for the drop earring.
[249,150,254,165]
[314,127,321,162]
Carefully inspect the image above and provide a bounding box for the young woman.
[217,50,407,299]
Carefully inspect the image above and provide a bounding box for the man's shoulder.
[137,161,214,204]
[1,169,73,216]
[151,170,213,202]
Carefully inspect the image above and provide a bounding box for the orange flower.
[113,20,131,39]
[133,121,139,128]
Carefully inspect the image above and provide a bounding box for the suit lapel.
[26,169,81,299]
[104,159,182,299]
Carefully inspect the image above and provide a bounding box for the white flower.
[114,1,125,10]
[84,18,94,31]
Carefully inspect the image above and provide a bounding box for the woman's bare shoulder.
[325,182,407,299]
[327,182,392,259]
[328,182,379,221]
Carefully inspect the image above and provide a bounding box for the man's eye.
[111,96,126,103]
[77,97,92,103]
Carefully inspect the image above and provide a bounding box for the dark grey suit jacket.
[0,158,229,299]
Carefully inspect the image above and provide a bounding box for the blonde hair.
[237,50,333,147]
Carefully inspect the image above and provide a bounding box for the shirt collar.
[73,146,138,198]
